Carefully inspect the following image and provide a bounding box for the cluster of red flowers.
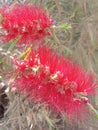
[0,3,97,121]
[0,4,53,45]
[12,46,97,120]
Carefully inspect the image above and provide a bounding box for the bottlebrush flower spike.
[0,3,53,45]
[11,46,97,121]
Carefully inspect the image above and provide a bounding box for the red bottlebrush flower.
[0,4,53,45]
[11,46,97,121]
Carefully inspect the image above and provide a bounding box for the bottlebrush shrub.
[11,46,97,121]
[0,3,53,45]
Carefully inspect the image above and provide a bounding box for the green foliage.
[59,23,71,30]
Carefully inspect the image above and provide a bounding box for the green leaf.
[0,14,2,23]
[7,36,21,51]
[88,103,98,118]
[1,36,21,50]
[59,23,71,30]
[0,57,5,63]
